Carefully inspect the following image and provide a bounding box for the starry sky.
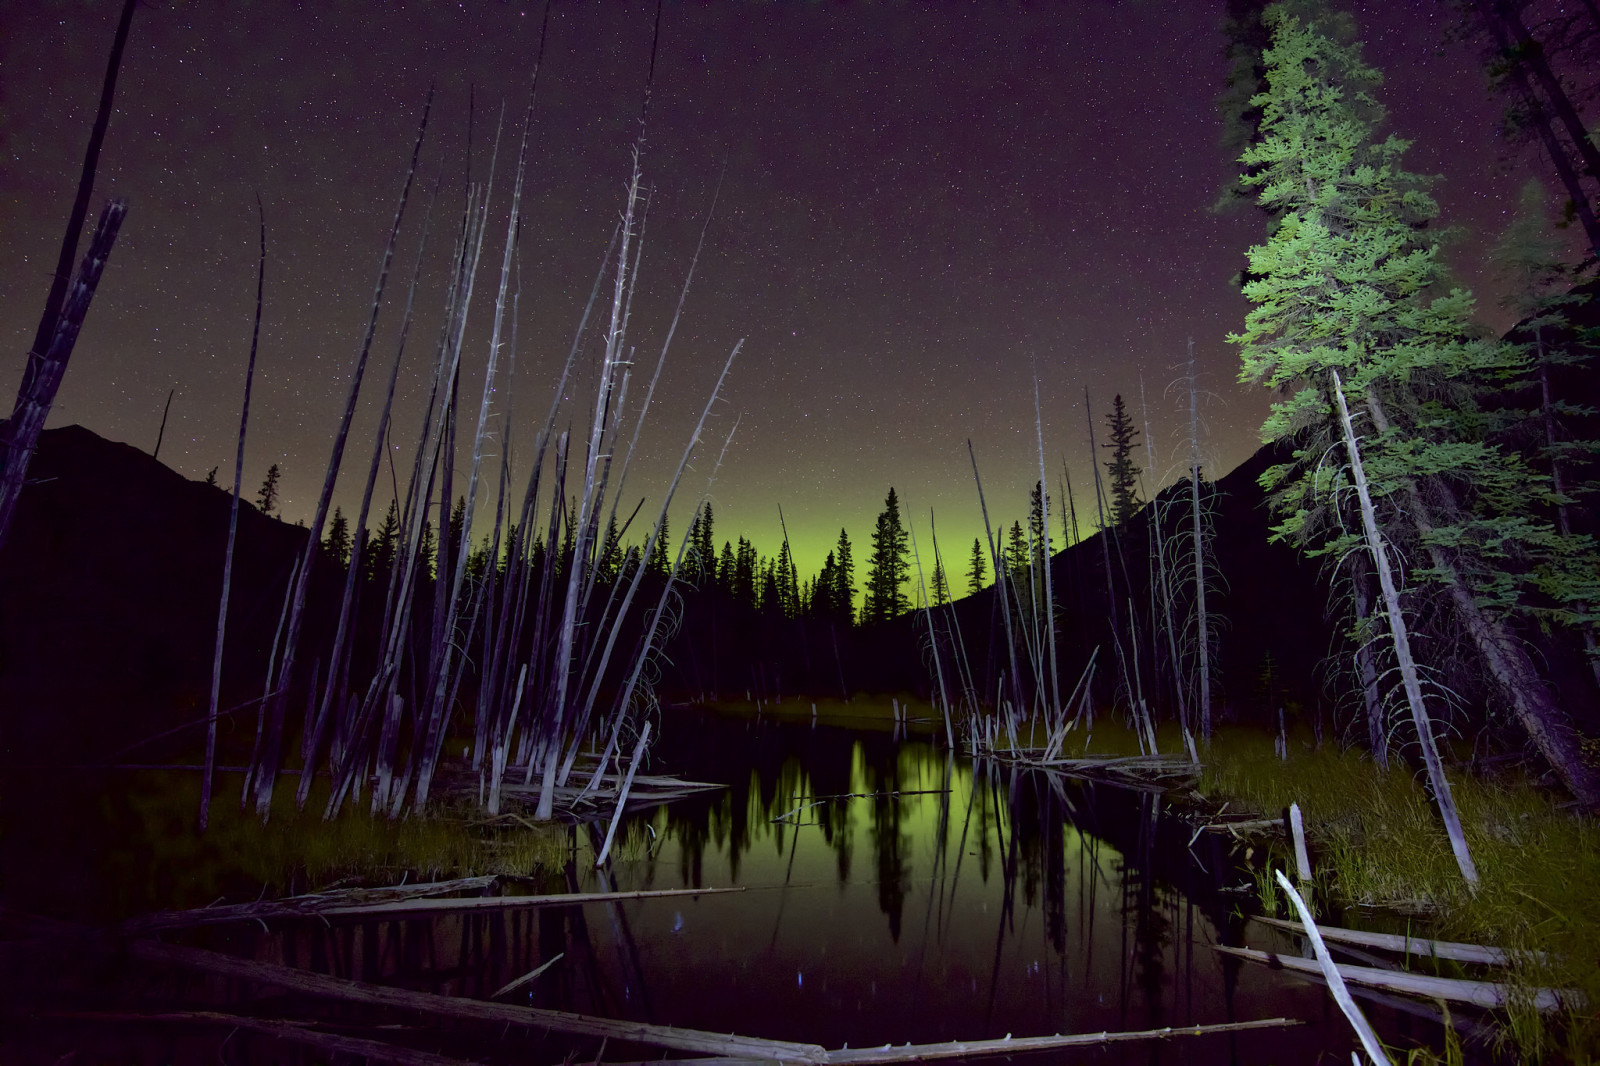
[0,1,1547,583]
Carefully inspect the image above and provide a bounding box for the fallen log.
[41,1010,480,1066]
[121,885,742,934]
[1252,916,1546,967]
[122,937,829,1062]
[819,1017,1303,1064]
[595,1017,1303,1066]
[1203,818,1284,834]
[1213,946,1581,1013]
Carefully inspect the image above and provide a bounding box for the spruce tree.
[417,519,437,580]
[647,514,671,577]
[1028,481,1053,574]
[833,527,855,624]
[1006,521,1028,584]
[367,499,398,584]
[776,538,800,617]
[967,537,987,595]
[696,503,716,574]
[734,537,758,607]
[717,540,736,590]
[1101,396,1142,526]
[930,554,950,605]
[598,514,623,583]
[255,463,281,516]
[324,505,352,566]
[815,551,840,619]
[863,488,910,624]
[1232,2,1600,811]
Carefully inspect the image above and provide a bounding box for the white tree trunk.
[1333,371,1478,886]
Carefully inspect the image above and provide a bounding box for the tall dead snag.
[248,93,432,818]
[1334,372,1478,887]
[0,199,128,545]
[1,0,136,549]
[202,199,267,831]
[1185,339,1212,742]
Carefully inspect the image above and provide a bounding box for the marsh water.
[6,706,1445,1063]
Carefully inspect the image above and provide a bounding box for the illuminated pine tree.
[1232,2,1600,816]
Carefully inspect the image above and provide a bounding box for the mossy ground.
[1194,723,1600,1064]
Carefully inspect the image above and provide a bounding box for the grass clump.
[1200,724,1600,1064]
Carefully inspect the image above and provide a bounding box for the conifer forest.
[3,2,1600,1063]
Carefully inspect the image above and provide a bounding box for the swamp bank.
[7,703,1584,1064]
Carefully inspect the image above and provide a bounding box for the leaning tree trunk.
[1334,372,1478,886]
[1187,339,1213,741]
[1,0,136,551]
[0,200,128,544]
[1363,386,1600,815]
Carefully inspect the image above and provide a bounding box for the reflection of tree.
[1115,796,1172,1030]
[871,793,911,941]
[860,734,912,941]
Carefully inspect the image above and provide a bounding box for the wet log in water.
[1214,946,1583,1012]
[120,884,743,934]
[42,1010,481,1066]
[119,936,833,1062]
[1252,915,1547,967]
[592,1018,1304,1066]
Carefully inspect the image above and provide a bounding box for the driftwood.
[1253,915,1546,967]
[116,874,498,933]
[121,885,741,934]
[1202,817,1284,834]
[43,1010,480,1066]
[1214,946,1582,1012]
[122,937,831,1062]
[492,951,564,998]
[820,1017,1302,1064]
[595,1018,1303,1066]
[1274,870,1386,1066]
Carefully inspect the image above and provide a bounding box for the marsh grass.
[1200,724,1600,1063]
[3,767,568,925]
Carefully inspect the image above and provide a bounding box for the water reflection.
[240,710,1426,1063]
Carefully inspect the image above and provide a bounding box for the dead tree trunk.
[0,199,128,544]
[1363,387,1600,814]
[1334,372,1478,886]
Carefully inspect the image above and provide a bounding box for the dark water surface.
[5,707,1447,1063]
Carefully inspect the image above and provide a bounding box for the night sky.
[1,1,1540,581]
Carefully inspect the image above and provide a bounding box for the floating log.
[1252,916,1545,967]
[493,951,564,998]
[1213,946,1582,1012]
[1202,818,1284,834]
[594,1017,1302,1066]
[122,937,830,1062]
[819,1017,1303,1064]
[121,885,743,934]
[43,1010,479,1066]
